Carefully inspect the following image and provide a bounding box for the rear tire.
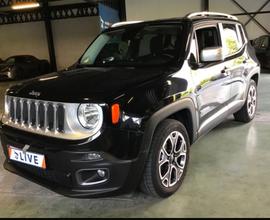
[140,119,190,197]
[234,80,257,123]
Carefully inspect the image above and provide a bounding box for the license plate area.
[7,145,46,169]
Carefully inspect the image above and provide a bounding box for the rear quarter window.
[237,24,247,45]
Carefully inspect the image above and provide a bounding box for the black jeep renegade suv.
[0,12,260,198]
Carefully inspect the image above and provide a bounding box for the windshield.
[5,57,15,65]
[80,24,184,67]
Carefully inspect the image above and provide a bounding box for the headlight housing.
[78,104,103,133]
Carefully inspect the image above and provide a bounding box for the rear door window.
[222,23,242,57]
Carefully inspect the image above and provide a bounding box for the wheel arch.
[140,98,198,157]
[131,98,198,189]
[251,73,259,85]
[244,66,260,99]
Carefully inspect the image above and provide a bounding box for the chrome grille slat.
[44,102,48,131]
[20,99,23,125]
[9,97,14,121]
[38,102,45,129]
[13,98,17,122]
[47,103,54,131]
[7,97,65,134]
[16,99,21,124]
[27,101,31,126]
[35,102,39,128]
[57,105,65,133]
[53,104,57,132]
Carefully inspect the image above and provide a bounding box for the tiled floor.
[0,73,270,218]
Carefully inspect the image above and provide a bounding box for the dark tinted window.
[254,37,263,48]
[5,57,15,64]
[261,36,269,49]
[196,27,221,49]
[196,27,221,61]
[18,56,36,62]
[80,24,184,67]
[253,36,270,49]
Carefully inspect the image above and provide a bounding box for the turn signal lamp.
[111,104,120,124]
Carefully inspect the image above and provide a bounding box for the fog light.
[97,169,106,178]
[76,169,109,186]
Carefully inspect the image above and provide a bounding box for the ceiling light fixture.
[11,2,40,10]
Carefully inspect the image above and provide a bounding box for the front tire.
[140,119,190,197]
[234,80,257,123]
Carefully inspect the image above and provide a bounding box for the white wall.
[1,0,269,69]
[0,21,49,62]
[52,17,100,70]
[210,0,270,40]
[125,0,270,40]
[125,0,202,21]
[0,16,100,70]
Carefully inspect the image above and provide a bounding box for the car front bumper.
[0,125,145,198]
[0,71,9,77]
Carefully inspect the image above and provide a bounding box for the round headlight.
[78,104,103,131]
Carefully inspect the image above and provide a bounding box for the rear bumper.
[0,125,145,198]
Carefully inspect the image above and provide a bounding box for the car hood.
[7,66,176,103]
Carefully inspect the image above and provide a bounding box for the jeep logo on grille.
[29,90,41,97]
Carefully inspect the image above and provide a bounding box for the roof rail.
[186,11,238,21]
[111,20,143,28]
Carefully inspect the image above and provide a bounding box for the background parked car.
[0,55,51,80]
[252,35,270,69]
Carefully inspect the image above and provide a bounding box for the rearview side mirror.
[201,47,224,62]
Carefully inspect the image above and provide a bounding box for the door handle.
[221,67,230,76]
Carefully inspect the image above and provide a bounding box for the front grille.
[3,95,102,140]
[6,96,65,133]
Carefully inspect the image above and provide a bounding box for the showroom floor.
[0,73,270,218]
